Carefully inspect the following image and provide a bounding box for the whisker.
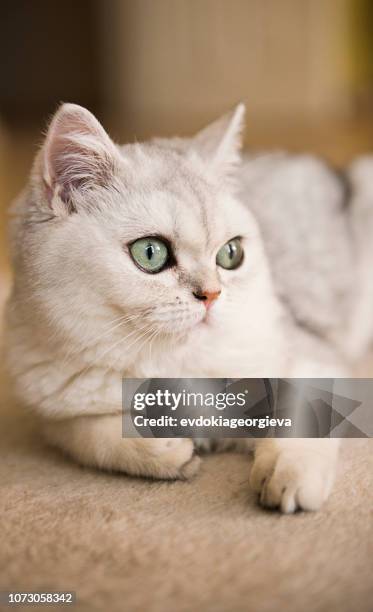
[134,326,160,361]
[61,311,147,366]
[63,319,153,386]
[148,326,159,364]
[103,324,159,378]
[90,320,152,366]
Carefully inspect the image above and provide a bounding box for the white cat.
[5,103,346,513]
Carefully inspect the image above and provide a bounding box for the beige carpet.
[1,354,372,612]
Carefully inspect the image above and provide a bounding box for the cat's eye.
[216,238,243,270]
[129,237,170,273]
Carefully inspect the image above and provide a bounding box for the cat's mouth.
[200,309,212,325]
[146,304,206,335]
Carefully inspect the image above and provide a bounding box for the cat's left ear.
[191,103,245,182]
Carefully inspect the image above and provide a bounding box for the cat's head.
[15,103,270,355]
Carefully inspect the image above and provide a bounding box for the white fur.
[5,103,343,512]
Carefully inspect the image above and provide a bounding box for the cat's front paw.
[250,442,336,513]
[136,437,201,481]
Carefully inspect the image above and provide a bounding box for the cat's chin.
[149,309,207,337]
[156,316,207,340]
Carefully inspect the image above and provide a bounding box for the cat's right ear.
[41,103,120,214]
[190,104,245,186]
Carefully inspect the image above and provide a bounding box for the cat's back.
[238,152,354,344]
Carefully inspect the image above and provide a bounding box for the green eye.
[130,237,169,273]
[216,238,244,270]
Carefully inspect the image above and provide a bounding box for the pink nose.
[193,289,221,309]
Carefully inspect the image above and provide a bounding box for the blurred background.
[1,0,373,290]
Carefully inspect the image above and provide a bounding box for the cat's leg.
[44,413,200,480]
[194,438,250,453]
[249,438,340,513]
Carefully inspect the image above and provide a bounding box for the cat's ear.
[42,103,119,213]
[191,103,245,182]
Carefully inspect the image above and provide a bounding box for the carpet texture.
[0,354,372,612]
